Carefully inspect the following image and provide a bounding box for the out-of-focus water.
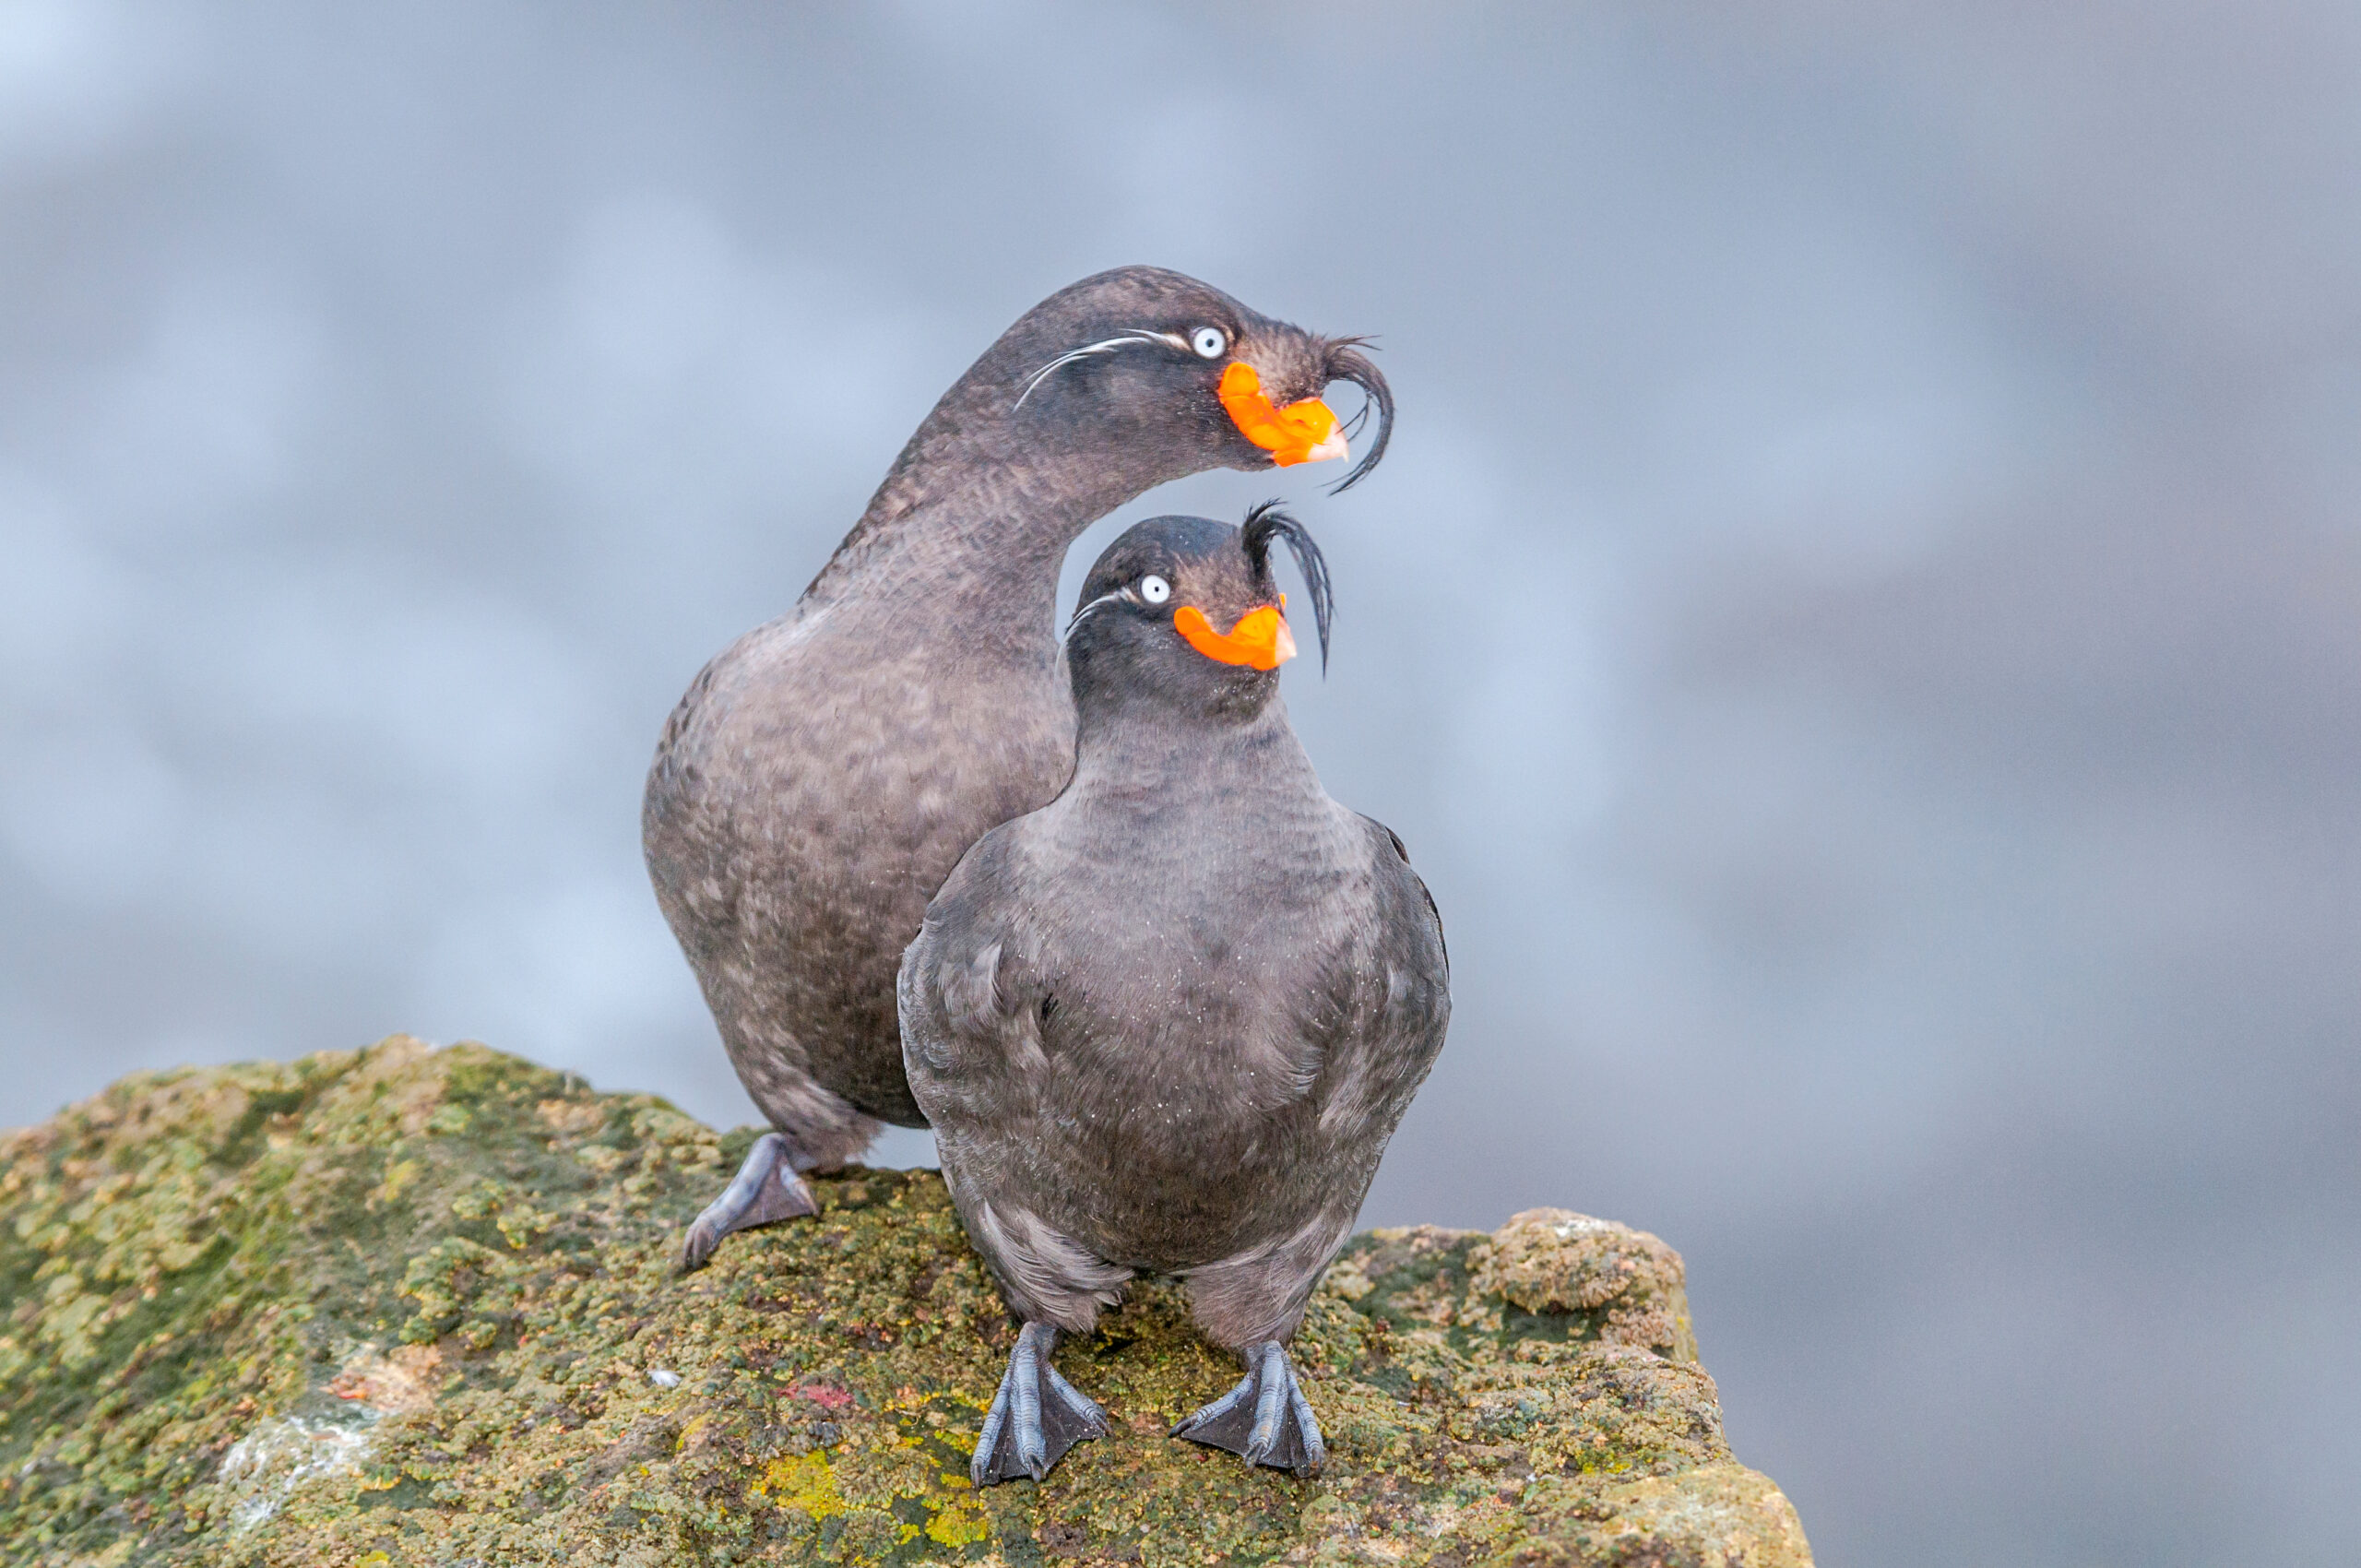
[4,5,2356,1562]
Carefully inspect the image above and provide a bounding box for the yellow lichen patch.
[575,1143,631,1176]
[670,1410,714,1454]
[493,1203,555,1251]
[42,1285,110,1369]
[423,1104,472,1137]
[925,1491,992,1546]
[369,1157,424,1210]
[446,1182,504,1222]
[446,1180,555,1252]
[753,1450,845,1519]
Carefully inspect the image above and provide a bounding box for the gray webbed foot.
[1171,1340,1326,1477]
[676,1132,818,1273]
[971,1322,1107,1486]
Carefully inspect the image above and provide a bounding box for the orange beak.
[1174,600,1298,671]
[1217,362,1351,468]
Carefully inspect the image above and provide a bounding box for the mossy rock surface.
[0,1037,1811,1566]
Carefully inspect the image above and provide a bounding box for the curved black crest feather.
[1320,337,1392,494]
[1242,501,1334,673]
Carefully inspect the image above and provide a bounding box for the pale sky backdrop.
[5,4,2357,1563]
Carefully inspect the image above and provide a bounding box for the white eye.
[1190,326,1227,359]
[1139,574,1171,604]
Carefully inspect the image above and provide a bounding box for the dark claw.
[972,1322,1107,1486]
[676,1133,818,1273]
[1172,1340,1325,1477]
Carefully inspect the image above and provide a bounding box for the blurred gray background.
[4,2,2356,1562]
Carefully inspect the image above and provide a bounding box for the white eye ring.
[1139,574,1172,604]
[1190,327,1227,359]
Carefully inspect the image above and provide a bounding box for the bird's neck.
[796,398,1162,642]
[1071,695,1315,807]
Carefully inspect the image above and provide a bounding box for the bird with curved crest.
[646,267,1393,1271]
[899,504,1450,1485]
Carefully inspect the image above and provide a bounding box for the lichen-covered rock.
[0,1038,1811,1566]
[1466,1210,1698,1365]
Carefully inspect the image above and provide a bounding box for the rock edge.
[0,1036,1811,1566]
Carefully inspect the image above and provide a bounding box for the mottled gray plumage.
[900,508,1450,1482]
[644,268,1391,1269]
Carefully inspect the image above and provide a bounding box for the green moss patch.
[1,1038,1809,1566]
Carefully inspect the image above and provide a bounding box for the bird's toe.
[970,1323,1103,1486]
[673,1133,817,1275]
[1175,1341,1324,1477]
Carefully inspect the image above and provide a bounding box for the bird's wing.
[1369,816,1448,979]
[896,829,1056,1125]
[1299,816,1453,1146]
[896,831,1137,1329]
[1359,821,1444,982]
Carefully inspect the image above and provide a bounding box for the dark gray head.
[1066,504,1335,727]
[979,267,1392,494]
